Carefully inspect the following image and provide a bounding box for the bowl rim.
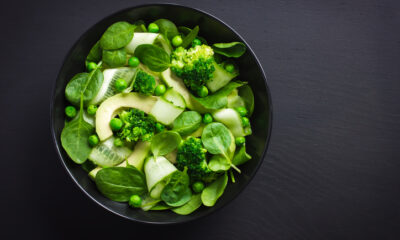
[50,2,273,225]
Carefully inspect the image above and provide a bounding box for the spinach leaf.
[150,202,172,211]
[154,19,179,41]
[212,42,246,58]
[134,44,170,72]
[151,131,181,157]
[201,123,231,160]
[192,81,245,110]
[181,26,199,48]
[100,21,135,50]
[232,144,252,166]
[208,155,231,172]
[86,41,102,63]
[172,193,202,215]
[61,97,94,164]
[238,85,254,116]
[95,166,147,202]
[172,111,202,135]
[161,168,192,207]
[65,69,104,107]
[102,48,126,67]
[201,172,228,207]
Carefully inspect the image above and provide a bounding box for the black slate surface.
[1,0,400,239]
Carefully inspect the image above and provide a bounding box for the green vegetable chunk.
[151,131,181,157]
[117,109,156,142]
[113,138,124,147]
[100,21,135,50]
[110,118,123,131]
[154,84,166,96]
[242,117,250,127]
[155,122,165,132]
[212,42,246,58]
[202,113,213,124]
[134,44,170,72]
[65,106,77,118]
[172,35,183,47]
[95,166,147,202]
[224,63,235,73]
[65,69,104,107]
[88,134,99,147]
[236,106,248,117]
[235,136,245,146]
[192,181,205,193]
[172,111,202,135]
[131,70,156,95]
[102,48,127,67]
[201,122,231,159]
[172,193,202,215]
[148,23,159,33]
[161,168,192,207]
[192,38,202,47]
[129,194,142,208]
[197,86,209,97]
[86,105,97,115]
[114,78,128,92]
[201,172,228,207]
[128,56,140,67]
[87,62,98,72]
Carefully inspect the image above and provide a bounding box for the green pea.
[128,57,140,67]
[148,23,159,33]
[235,137,246,146]
[110,118,123,131]
[197,86,209,97]
[88,134,99,147]
[242,117,250,127]
[203,113,213,124]
[155,122,165,132]
[154,84,166,96]
[114,78,127,92]
[192,38,202,47]
[129,194,142,208]
[65,106,77,118]
[172,35,183,47]
[225,63,235,73]
[87,62,97,72]
[87,105,97,115]
[236,107,248,117]
[114,138,124,147]
[192,181,205,193]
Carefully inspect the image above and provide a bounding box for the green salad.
[61,19,254,215]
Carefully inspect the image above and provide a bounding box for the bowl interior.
[51,4,272,224]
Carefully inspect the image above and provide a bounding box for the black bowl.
[51,3,272,224]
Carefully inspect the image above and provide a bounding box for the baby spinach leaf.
[150,202,172,211]
[61,97,94,164]
[151,131,181,157]
[102,48,126,67]
[65,69,104,106]
[238,85,254,116]
[172,193,202,215]
[95,166,147,202]
[201,123,231,159]
[181,26,199,48]
[212,42,246,58]
[208,155,231,172]
[86,41,102,63]
[134,44,170,72]
[154,19,179,41]
[192,81,245,110]
[100,21,135,50]
[201,172,228,207]
[232,144,252,166]
[161,168,192,207]
[172,111,202,135]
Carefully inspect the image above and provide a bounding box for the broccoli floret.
[117,109,156,142]
[176,137,218,182]
[132,70,156,95]
[170,45,215,93]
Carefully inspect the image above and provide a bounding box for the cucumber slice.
[144,156,177,192]
[117,141,151,171]
[154,34,172,54]
[212,108,251,137]
[150,181,167,199]
[96,92,158,141]
[150,97,184,125]
[89,167,102,180]
[163,88,186,108]
[161,69,207,113]
[125,32,160,54]
[206,61,238,92]
[88,137,132,167]
[227,89,245,109]
[90,67,137,105]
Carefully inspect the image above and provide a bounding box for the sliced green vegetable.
[95,166,146,202]
[212,42,246,58]
[144,156,177,192]
[201,172,228,207]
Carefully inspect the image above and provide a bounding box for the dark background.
[1,0,400,239]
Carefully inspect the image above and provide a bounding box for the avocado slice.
[95,92,158,141]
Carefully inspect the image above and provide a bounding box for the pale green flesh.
[212,108,249,137]
[144,156,177,191]
[89,167,101,180]
[207,62,238,92]
[95,92,158,141]
[163,88,186,108]
[150,181,167,199]
[150,98,184,125]
[227,89,245,108]
[125,32,159,54]
[88,137,132,167]
[117,141,151,171]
